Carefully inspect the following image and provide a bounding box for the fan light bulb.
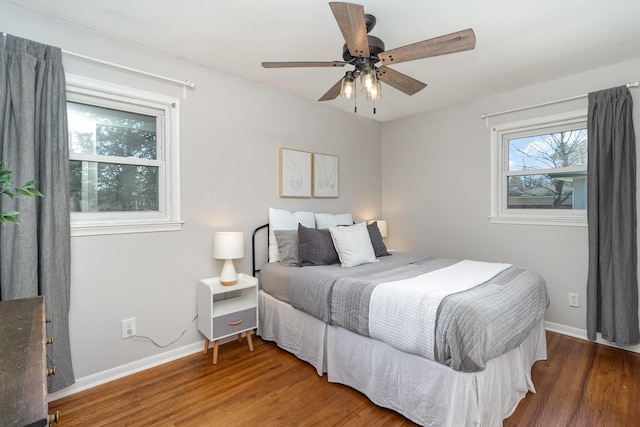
[366,80,382,101]
[340,71,356,100]
[340,78,355,99]
[361,69,376,93]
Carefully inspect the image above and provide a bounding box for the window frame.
[490,110,588,226]
[66,74,182,236]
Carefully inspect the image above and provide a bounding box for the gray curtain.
[587,85,640,345]
[0,34,74,391]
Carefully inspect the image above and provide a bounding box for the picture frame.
[312,153,339,198]
[279,148,312,198]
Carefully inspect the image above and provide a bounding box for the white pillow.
[315,212,353,229]
[329,222,378,268]
[268,207,315,263]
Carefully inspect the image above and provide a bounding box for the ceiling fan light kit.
[340,70,356,99]
[262,2,476,114]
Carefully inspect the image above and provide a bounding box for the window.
[490,110,588,226]
[66,75,182,236]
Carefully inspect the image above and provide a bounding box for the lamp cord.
[132,315,198,348]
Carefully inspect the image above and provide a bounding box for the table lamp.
[213,231,244,286]
[368,220,387,238]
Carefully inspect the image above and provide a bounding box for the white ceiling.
[8,0,640,122]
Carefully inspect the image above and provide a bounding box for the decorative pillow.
[329,222,378,268]
[298,223,339,266]
[367,221,391,257]
[268,207,315,263]
[314,212,353,229]
[273,230,300,267]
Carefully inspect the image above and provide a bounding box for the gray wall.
[1,3,382,388]
[382,58,640,337]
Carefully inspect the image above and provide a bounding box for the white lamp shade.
[368,220,387,238]
[213,232,244,260]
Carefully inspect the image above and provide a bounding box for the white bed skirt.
[258,289,327,375]
[257,290,547,427]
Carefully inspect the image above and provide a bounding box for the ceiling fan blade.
[376,66,427,95]
[318,78,344,101]
[262,61,348,68]
[329,2,370,58]
[378,28,476,65]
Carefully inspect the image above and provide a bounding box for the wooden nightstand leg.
[246,331,254,352]
[203,338,210,354]
[212,340,219,365]
[237,333,242,342]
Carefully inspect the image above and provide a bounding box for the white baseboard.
[48,337,232,402]
[545,321,640,353]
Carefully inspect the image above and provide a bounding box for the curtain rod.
[2,33,196,99]
[480,82,639,122]
[62,50,195,93]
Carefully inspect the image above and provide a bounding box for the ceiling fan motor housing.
[342,35,385,63]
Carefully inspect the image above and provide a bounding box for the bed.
[253,209,549,426]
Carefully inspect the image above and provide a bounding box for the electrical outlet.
[121,317,136,339]
[568,293,579,308]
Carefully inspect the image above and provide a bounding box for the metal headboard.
[252,223,269,277]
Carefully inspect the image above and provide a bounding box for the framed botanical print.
[313,153,339,198]
[279,148,312,198]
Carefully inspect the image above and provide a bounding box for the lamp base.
[219,259,238,286]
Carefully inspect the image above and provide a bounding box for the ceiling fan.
[262,2,476,112]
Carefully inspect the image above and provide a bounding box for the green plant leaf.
[0,211,20,225]
[2,190,16,199]
[0,162,42,223]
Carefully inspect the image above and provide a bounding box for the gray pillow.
[298,223,339,266]
[367,221,390,257]
[273,230,300,267]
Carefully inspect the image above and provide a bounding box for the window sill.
[489,215,587,227]
[71,220,184,237]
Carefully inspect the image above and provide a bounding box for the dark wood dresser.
[0,296,57,426]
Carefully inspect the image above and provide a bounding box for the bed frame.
[252,223,268,277]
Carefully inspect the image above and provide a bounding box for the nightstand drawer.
[212,307,256,337]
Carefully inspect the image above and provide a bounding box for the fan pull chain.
[354,90,358,113]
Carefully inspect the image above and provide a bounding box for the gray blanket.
[288,253,548,372]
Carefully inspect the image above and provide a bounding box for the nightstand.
[197,274,258,364]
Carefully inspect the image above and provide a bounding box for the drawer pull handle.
[228,319,244,326]
[46,317,52,324]
[45,337,55,345]
[48,411,60,424]
[47,367,57,377]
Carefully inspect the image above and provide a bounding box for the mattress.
[259,261,295,304]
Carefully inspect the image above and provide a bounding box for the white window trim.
[490,110,588,227]
[66,74,182,236]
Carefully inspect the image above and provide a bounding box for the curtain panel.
[586,85,640,346]
[0,34,74,391]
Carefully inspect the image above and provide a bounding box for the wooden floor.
[49,331,640,426]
